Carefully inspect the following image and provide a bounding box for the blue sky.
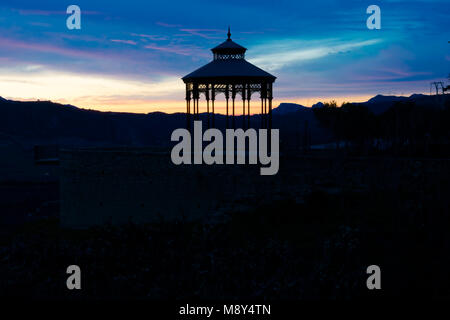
[0,0,448,113]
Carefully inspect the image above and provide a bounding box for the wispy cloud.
[0,37,108,60]
[249,39,383,71]
[16,9,66,16]
[0,68,184,111]
[239,31,264,35]
[16,9,101,16]
[1,0,447,113]
[131,33,168,41]
[28,21,52,27]
[111,39,137,45]
[179,29,223,39]
[156,22,182,28]
[144,43,206,57]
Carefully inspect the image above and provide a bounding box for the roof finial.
[227,26,231,40]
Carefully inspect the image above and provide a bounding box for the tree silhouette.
[314,101,375,152]
[314,99,450,156]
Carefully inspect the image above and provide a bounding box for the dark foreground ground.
[1,96,450,300]
[1,142,450,299]
[1,184,449,300]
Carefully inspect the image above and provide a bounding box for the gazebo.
[182,27,276,130]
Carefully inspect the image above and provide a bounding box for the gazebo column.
[268,97,273,130]
[185,83,191,130]
[196,91,200,119]
[186,98,191,130]
[264,97,267,129]
[225,85,230,129]
[206,84,210,129]
[197,98,200,120]
[232,84,236,129]
[260,97,264,129]
[193,84,199,120]
[211,85,216,128]
[247,98,251,129]
[247,85,251,129]
[242,84,246,129]
[259,83,266,129]
[268,83,273,130]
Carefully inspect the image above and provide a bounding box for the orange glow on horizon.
[6,93,425,115]
[1,67,428,115]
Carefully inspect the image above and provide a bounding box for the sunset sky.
[0,0,449,114]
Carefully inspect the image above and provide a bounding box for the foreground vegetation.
[1,188,449,299]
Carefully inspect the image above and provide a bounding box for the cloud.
[23,64,44,72]
[1,0,446,113]
[179,29,223,39]
[28,22,52,27]
[16,9,101,16]
[144,43,207,57]
[249,39,382,71]
[0,68,185,112]
[17,9,66,16]
[239,31,264,35]
[0,37,108,60]
[156,22,182,28]
[41,32,107,43]
[131,33,168,41]
[0,36,177,79]
[111,39,137,45]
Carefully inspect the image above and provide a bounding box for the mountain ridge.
[0,93,442,149]
[0,93,433,116]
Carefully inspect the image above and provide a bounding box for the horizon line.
[1,91,430,115]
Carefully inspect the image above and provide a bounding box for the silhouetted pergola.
[182,28,276,130]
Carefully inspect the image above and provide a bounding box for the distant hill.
[0,98,187,148]
[0,93,443,149]
[311,102,324,109]
[361,94,440,114]
[0,98,333,148]
[366,94,407,104]
[272,103,308,115]
[310,94,440,115]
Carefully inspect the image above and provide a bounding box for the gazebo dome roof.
[211,40,247,52]
[182,59,275,82]
[211,27,247,53]
[212,42,246,55]
[182,27,276,83]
